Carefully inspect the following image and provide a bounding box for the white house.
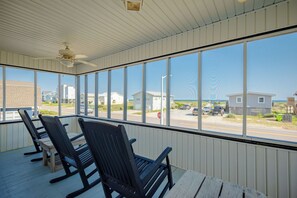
[60,84,75,103]
[133,91,174,111]
[227,92,275,115]
[98,92,124,105]
[42,91,57,103]
[79,92,123,105]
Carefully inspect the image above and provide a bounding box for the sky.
[1,68,75,93]
[1,32,296,100]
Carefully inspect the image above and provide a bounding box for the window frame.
[0,65,77,121]
[258,96,265,104]
[1,29,297,147]
[236,96,243,103]
[80,30,295,146]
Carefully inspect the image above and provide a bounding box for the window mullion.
[84,75,88,116]
[243,42,247,137]
[2,66,6,121]
[142,63,146,123]
[124,67,128,121]
[198,52,202,131]
[76,76,80,115]
[107,70,111,119]
[34,71,37,118]
[166,58,171,126]
[95,72,98,117]
[58,74,61,116]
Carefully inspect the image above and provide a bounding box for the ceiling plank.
[235,0,245,15]
[244,0,255,12]
[203,0,220,22]
[193,0,213,24]
[254,0,265,9]
[183,0,206,27]
[223,0,236,18]
[213,0,228,20]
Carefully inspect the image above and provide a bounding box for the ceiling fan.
[35,42,97,68]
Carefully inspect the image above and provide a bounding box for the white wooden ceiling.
[0,0,286,61]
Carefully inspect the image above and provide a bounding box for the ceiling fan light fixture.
[60,59,74,67]
[124,0,143,12]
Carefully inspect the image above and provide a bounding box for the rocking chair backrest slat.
[18,109,40,140]
[39,116,76,160]
[79,119,143,196]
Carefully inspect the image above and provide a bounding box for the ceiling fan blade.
[75,54,88,59]
[75,60,97,67]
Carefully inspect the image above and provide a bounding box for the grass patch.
[263,113,274,118]
[39,109,58,116]
[42,102,58,106]
[226,113,236,118]
[42,102,75,108]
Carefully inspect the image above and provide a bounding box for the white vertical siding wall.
[77,0,297,74]
[0,116,79,152]
[1,116,296,197]
[121,124,297,198]
[0,50,76,74]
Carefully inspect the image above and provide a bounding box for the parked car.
[192,107,198,116]
[192,106,212,116]
[80,106,94,114]
[211,106,224,116]
[202,106,211,115]
[179,104,191,110]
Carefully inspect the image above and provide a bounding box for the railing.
[0,107,34,121]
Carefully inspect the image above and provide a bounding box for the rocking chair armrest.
[140,147,172,184]
[36,126,44,130]
[129,138,136,145]
[129,138,137,154]
[62,123,69,128]
[70,133,84,141]
[154,147,172,165]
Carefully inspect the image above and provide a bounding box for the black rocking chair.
[18,109,48,162]
[39,115,100,198]
[78,118,174,198]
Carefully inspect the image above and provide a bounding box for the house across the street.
[227,92,275,115]
[133,91,174,111]
[98,92,124,105]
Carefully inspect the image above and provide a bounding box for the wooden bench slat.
[165,170,206,198]
[245,188,266,198]
[165,170,266,198]
[220,182,243,198]
[195,176,223,198]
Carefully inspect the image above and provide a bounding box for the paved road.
[41,105,297,142]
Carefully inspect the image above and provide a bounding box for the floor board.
[0,146,186,198]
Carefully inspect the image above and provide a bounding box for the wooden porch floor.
[0,146,186,198]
